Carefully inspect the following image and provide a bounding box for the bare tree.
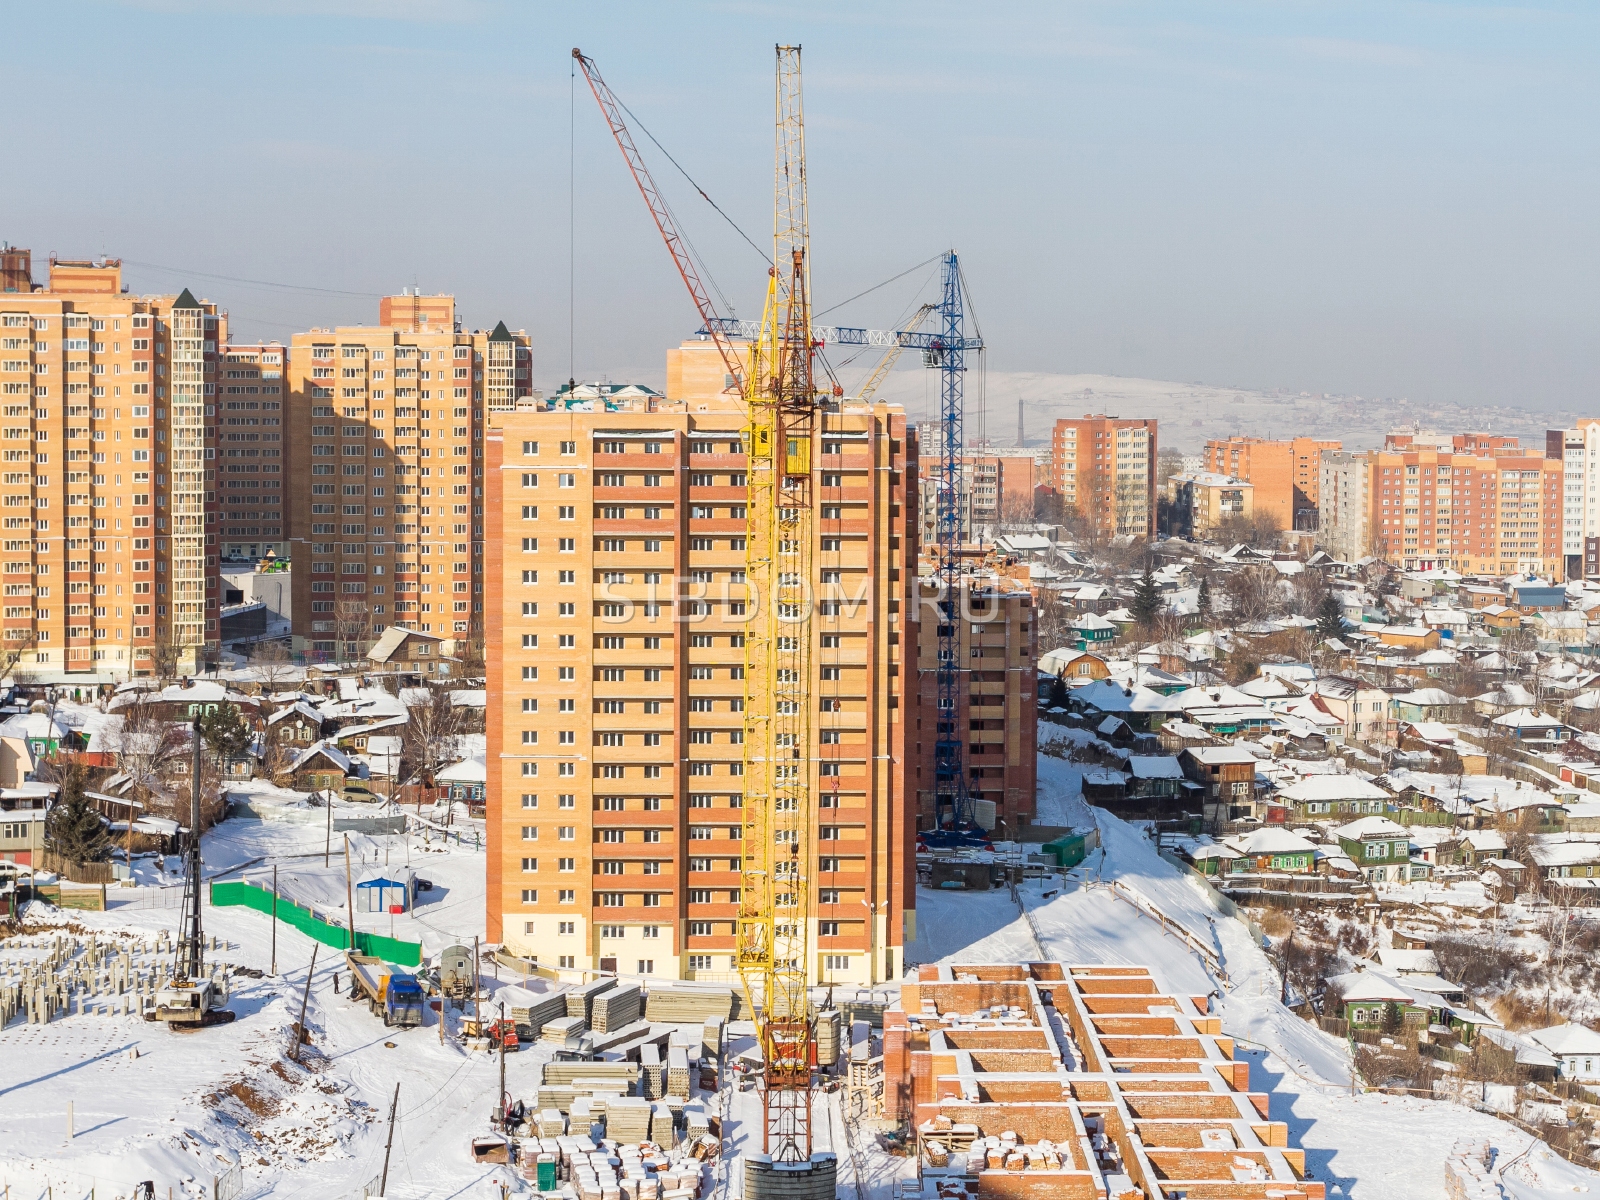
[0,630,40,686]
[1224,565,1283,623]
[1291,567,1330,615]
[150,628,182,681]
[248,640,297,702]
[401,687,467,791]
[334,601,372,664]
[1214,510,1283,549]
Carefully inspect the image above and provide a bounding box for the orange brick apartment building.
[1370,429,1564,577]
[485,343,917,986]
[0,254,223,676]
[1049,416,1157,539]
[285,297,532,663]
[1202,435,1341,531]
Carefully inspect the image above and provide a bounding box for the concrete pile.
[593,984,641,1033]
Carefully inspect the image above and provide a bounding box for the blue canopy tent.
[355,867,416,913]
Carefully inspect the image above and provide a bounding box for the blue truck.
[346,951,426,1028]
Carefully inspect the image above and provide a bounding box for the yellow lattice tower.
[739,43,818,1164]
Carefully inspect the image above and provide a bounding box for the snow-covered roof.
[1334,815,1409,840]
[1395,688,1462,706]
[1228,828,1318,856]
[285,740,353,775]
[1401,720,1458,744]
[1490,707,1564,730]
[1069,679,1182,714]
[266,700,323,727]
[1184,746,1259,765]
[436,754,487,785]
[0,712,68,740]
[1528,1024,1600,1057]
[1126,756,1184,780]
[1279,775,1390,803]
[1332,972,1416,1004]
[367,625,445,663]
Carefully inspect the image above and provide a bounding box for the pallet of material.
[593,983,641,1032]
[650,1100,676,1149]
[641,1043,665,1100]
[589,1018,654,1054]
[542,1061,641,1088]
[542,1015,589,1046]
[509,989,572,1039]
[666,1046,691,1099]
[605,1096,653,1143]
[700,1016,724,1066]
[566,977,618,1022]
[643,983,739,1024]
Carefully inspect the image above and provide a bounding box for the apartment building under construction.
[216,341,288,562]
[0,254,222,677]
[485,341,918,986]
[914,572,1037,833]
[285,295,532,662]
[1049,416,1157,539]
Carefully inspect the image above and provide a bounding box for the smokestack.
[1017,396,1025,446]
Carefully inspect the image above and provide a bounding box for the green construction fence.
[209,879,423,967]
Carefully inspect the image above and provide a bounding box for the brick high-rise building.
[1547,421,1600,580]
[1369,430,1563,577]
[1049,415,1157,539]
[0,256,223,677]
[285,296,532,662]
[1316,451,1371,563]
[485,341,917,986]
[1202,435,1341,531]
[916,452,1035,543]
[217,341,288,562]
[913,574,1036,834]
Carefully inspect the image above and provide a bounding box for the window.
[558,826,575,840]
[824,955,850,971]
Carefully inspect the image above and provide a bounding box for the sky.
[6,0,1600,413]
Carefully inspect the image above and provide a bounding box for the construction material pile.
[593,984,641,1033]
[642,983,740,1023]
[538,1061,642,1114]
[567,978,617,1023]
[0,930,240,1026]
[505,986,571,1040]
[539,1136,714,1200]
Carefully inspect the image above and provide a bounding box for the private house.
[1314,676,1393,743]
[281,741,355,793]
[1069,612,1118,650]
[1390,688,1466,725]
[109,680,261,724]
[1065,679,1180,734]
[0,785,53,867]
[1527,1025,1600,1082]
[1180,746,1259,824]
[1490,708,1571,746]
[265,701,323,747]
[1394,722,1486,773]
[1511,581,1568,614]
[1227,827,1318,873]
[1455,829,1508,868]
[1278,774,1393,820]
[1473,684,1537,717]
[1037,648,1111,682]
[1334,815,1416,883]
[1480,605,1522,634]
[1374,625,1441,652]
[1122,756,1191,806]
[366,627,455,676]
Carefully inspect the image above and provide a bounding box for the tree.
[1214,510,1282,549]
[1130,565,1162,629]
[1380,1001,1404,1036]
[45,759,109,865]
[150,627,183,681]
[335,601,372,663]
[248,640,297,701]
[1223,565,1282,623]
[1196,575,1212,620]
[401,687,467,790]
[108,697,188,804]
[197,702,253,764]
[1314,594,1346,642]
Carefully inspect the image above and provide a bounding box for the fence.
[210,879,422,966]
[39,849,118,884]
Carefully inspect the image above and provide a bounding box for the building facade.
[217,341,288,563]
[913,575,1036,833]
[1049,415,1157,539]
[916,453,1035,544]
[0,256,223,677]
[1369,430,1563,577]
[1165,471,1252,538]
[485,347,917,986]
[1202,435,1341,531]
[1548,421,1600,581]
[285,297,532,663]
[1316,450,1371,562]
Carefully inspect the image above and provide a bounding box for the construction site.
[887,962,1318,1200]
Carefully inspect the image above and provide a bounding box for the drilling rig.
[149,719,235,1029]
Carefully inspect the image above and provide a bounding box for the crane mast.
[739,44,817,1164]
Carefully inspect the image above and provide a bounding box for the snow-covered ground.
[7,739,1599,1199]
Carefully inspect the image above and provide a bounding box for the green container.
[537,1156,557,1190]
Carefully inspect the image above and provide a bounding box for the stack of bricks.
[883,962,1323,1200]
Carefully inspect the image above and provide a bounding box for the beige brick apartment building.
[484,342,918,986]
[0,254,222,676]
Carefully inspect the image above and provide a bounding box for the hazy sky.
[7,1,1599,410]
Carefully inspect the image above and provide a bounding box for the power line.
[814,254,943,320]
[122,259,383,298]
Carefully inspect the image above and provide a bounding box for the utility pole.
[177,719,205,981]
[290,945,318,1063]
[343,833,355,951]
[498,1000,508,1126]
[270,865,278,977]
[379,1082,400,1196]
[324,790,332,868]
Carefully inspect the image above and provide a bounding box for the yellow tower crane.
[739,44,819,1164]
